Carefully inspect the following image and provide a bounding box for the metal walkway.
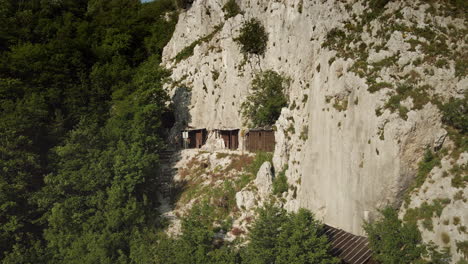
[323,225,376,264]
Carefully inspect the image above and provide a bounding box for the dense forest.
[0,0,178,262]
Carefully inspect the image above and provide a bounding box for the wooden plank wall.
[220,130,239,150]
[187,129,207,148]
[246,130,275,152]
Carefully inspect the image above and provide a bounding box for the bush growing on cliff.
[241,70,289,127]
[364,207,427,264]
[235,18,268,56]
[273,167,289,195]
[222,0,241,19]
[364,207,451,264]
[440,94,467,133]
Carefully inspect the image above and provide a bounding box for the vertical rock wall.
[162,0,466,244]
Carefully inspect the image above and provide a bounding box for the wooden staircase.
[158,150,177,200]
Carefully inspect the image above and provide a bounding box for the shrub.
[273,167,288,195]
[241,70,289,127]
[242,205,339,264]
[235,18,268,56]
[222,0,241,19]
[441,232,450,244]
[368,0,390,11]
[247,152,273,176]
[364,207,426,264]
[440,95,467,133]
[456,240,468,259]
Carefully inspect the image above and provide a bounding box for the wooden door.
[196,131,202,148]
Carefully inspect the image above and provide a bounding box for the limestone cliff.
[162,0,467,261]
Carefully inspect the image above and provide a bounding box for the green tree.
[0,91,49,262]
[364,207,427,264]
[0,0,178,262]
[241,70,289,127]
[275,209,339,264]
[242,205,337,264]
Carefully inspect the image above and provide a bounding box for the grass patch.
[404,198,451,231]
[247,152,273,176]
[450,163,468,188]
[368,82,392,93]
[332,98,348,112]
[174,24,223,63]
[299,125,308,141]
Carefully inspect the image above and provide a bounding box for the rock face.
[400,153,468,263]
[235,190,255,211]
[162,0,467,255]
[254,162,274,197]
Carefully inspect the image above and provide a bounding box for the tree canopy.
[241,70,289,127]
[0,0,178,262]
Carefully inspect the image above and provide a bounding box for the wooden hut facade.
[183,128,207,149]
[245,128,275,152]
[219,129,239,150]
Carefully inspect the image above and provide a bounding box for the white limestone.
[161,0,467,256]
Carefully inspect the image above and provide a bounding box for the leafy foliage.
[0,0,178,262]
[440,94,468,133]
[242,205,339,264]
[153,205,338,264]
[153,202,238,264]
[222,0,242,19]
[235,18,268,56]
[364,207,427,264]
[38,57,171,264]
[365,207,451,264]
[241,70,289,127]
[273,167,289,195]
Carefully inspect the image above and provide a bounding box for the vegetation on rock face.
[235,18,268,56]
[404,149,441,205]
[273,167,289,195]
[174,24,223,63]
[222,0,242,19]
[241,70,289,127]
[440,94,468,134]
[364,207,451,264]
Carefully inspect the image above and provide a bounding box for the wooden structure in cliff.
[218,129,239,150]
[182,128,207,149]
[323,225,376,264]
[245,127,275,152]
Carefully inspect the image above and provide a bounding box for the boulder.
[235,190,255,210]
[254,161,274,197]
